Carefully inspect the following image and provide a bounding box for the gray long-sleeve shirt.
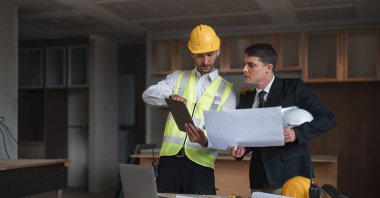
[142,68,236,110]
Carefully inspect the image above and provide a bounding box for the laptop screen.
[119,164,158,198]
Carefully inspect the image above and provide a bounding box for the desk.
[0,159,70,198]
[158,193,227,198]
[132,153,337,197]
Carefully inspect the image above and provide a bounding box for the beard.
[197,64,214,74]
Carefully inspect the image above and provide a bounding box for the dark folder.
[165,98,194,132]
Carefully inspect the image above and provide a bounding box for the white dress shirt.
[142,68,236,110]
[252,76,275,108]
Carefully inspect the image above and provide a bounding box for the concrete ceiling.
[1,0,380,42]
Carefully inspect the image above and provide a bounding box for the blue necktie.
[258,91,266,108]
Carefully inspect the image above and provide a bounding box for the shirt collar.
[255,75,275,94]
[192,67,219,81]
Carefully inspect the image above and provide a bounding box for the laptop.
[119,163,159,198]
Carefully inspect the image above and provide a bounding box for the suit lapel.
[238,89,256,109]
[247,90,256,108]
[265,76,283,107]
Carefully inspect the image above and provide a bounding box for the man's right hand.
[169,94,187,103]
[227,145,245,158]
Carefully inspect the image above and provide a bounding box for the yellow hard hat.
[281,176,310,198]
[188,24,220,54]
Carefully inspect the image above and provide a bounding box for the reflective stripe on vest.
[160,70,233,169]
[166,116,205,130]
[176,71,190,97]
[162,135,218,157]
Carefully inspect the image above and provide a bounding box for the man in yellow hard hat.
[143,24,236,195]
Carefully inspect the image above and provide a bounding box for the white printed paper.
[251,192,292,198]
[204,107,284,150]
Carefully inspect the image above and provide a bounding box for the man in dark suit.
[227,43,336,193]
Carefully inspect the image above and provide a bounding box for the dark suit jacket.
[238,77,336,189]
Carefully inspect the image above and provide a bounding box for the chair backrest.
[129,143,157,164]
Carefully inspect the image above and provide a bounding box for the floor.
[26,187,116,198]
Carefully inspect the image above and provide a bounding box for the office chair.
[115,143,157,198]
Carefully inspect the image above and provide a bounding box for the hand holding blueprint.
[204,106,285,150]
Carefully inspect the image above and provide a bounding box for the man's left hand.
[184,123,208,147]
[284,128,296,143]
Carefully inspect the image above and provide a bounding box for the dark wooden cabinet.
[18,39,89,159]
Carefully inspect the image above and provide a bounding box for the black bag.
[321,184,349,198]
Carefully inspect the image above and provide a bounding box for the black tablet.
[165,98,194,132]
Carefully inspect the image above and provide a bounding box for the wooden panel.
[18,143,46,159]
[19,48,43,88]
[345,29,379,80]
[46,47,66,88]
[119,43,146,145]
[308,82,380,198]
[44,90,68,158]
[177,38,195,70]
[152,39,176,74]
[312,161,337,186]
[225,35,253,71]
[18,90,44,142]
[305,31,339,81]
[214,158,250,196]
[68,45,88,87]
[277,33,302,70]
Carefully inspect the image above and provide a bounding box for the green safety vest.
[160,70,233,169]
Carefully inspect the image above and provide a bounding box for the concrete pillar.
[0,5,18,159]
[88,35,119,193]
